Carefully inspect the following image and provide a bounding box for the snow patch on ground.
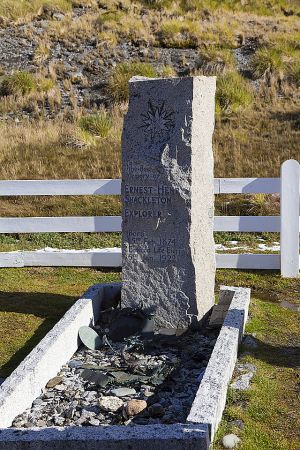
[257,243,280,252]
[3,241,282,255]
[9,247,121,254]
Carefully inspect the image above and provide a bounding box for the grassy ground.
[214,270,300,450]
[0,267,120,377]
[0,0,299,447]
[0,266,299,450]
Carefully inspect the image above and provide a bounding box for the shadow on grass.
[242,338,300,368]
[0,291,76,377]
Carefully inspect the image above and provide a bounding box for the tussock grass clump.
[290,65,300,85]
[0,71,36,96]
[37,77,56,93]
[0,71,55,98]
[198,23,238,49]
[158,18,237,50]
[0,71,58,115]
[196,48,235,75]
[47,12,96,42]
[160,65,177,77]
[140,0,174,9]
[216,71,253,115]
[251,37,300,85]
[180,0,300,16]
[107,62,157,103]
[97,9,152,45]
[34,39,51,63]
[158,19,200,49]
[79,111,113,138]
[97,10,124,29]
[0,0,72,20]
[251,47,285,79]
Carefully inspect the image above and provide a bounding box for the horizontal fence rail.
[0,216,287,234]
[0,216,122,233]
[0,161,299,275]
[0,177,281,196]
[0,179,122,196]
[1,250,299,270]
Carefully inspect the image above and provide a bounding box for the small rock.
[68,360,83,369]
[54,384,66,391]
[89,417,100,426]
[143,390,154,397]
[36,420,47,427]
[124,399,147,417]
[43,392,55,399]
[65,407,76,419]
[81,369,112,387]
[231,372,253,391]
[75,415,88,426]
[222,434,241,449]
[111,387,136,397]
[82,405,100,415]
[99,396,123,412]
[243,336,258,348]
[236,363,257,373]
[148,403,164,417]
[52,12,65,21]
[232,419,244,430]
[46,376,63,388]
[54,416,65,426]
[40,20,49,28]
[12,421,24,428]
[82,390,98,401]
[32,398,44,407]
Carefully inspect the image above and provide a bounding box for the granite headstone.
[121,76,216,330]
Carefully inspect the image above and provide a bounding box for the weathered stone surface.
[209,288,235,328]
[187,286,251,440]
[121,76,216,329]
[98,396,123,412]
[46,376,63,388]
[231,372,253,391]
[125,399,147,417]
[0,424,210,450]
[222,434,241,449]
[111,388,137,397]
[148,403,165,417]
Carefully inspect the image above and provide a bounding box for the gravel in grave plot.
[11,328,218,428]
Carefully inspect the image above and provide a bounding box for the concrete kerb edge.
[0,282,121,429]
[0,424,209,450]
[0,284,249,449]
[187,286,251,440]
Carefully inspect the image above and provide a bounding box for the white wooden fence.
[0,159,299,277]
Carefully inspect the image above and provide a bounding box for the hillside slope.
[0,0,299,184]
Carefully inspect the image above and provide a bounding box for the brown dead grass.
[214,99,300,178]
[0,2,299,220]
[0,106,124,180]
[0,95,297,183]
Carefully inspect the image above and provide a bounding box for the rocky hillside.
[0,0,299,186]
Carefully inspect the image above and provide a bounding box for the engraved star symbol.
[141,101,175,140]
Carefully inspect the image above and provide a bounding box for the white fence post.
[280,159,300,277]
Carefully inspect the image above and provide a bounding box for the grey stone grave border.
[187,285,251,440]
[0,284,250,449]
